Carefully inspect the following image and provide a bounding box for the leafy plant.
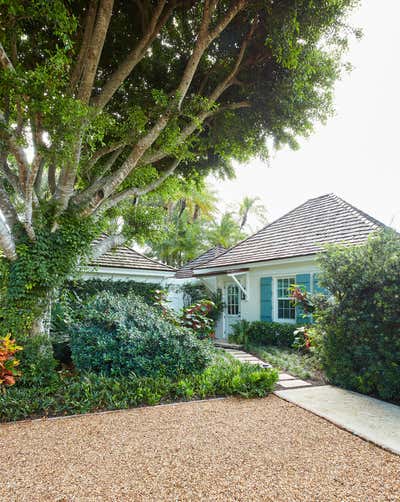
[312,230,400,402]
[70,292,214,378]
[230,320,302,348]
[0,335,23,388]
[0,356,278,422]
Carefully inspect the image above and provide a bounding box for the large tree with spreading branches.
[0,1,358,355]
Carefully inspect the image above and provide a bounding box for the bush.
[0,357,278,422]
[230,320,302,348]
[313,230,400,402]
[70,292,214,378]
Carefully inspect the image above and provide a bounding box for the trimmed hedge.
[229,320,302,348]
[0,357,279,422]
[70,291,213,378]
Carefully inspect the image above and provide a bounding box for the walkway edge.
[274,389,400,457]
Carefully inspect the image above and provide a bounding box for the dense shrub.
[51,279,162,346]
[230,320,302,348]
[70,292,214,378]
[0,356,278,422]
[313,230,400,402]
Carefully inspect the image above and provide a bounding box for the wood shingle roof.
[194,194,386,271]
[90,238,175,272]
[175,246,226,278]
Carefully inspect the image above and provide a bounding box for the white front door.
[223,284,241,338]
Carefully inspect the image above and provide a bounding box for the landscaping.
[1,288,278,422]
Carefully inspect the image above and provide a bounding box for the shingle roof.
[90,238,175,272]
[195,194,386,271]
[175,246,226,278]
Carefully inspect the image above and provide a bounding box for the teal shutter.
[313,273,329,295]
[295,273,311,324]
[260,277,273,321]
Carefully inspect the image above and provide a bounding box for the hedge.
[229,320,302,348]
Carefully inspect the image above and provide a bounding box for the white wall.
[199,256,320,338]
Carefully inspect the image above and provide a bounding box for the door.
[223,284,241,338]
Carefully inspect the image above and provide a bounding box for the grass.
[248,344,325,383]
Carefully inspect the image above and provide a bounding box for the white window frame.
[274,276,296,323]
[226,284,240,316]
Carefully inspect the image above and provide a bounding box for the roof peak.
[194,193,386,271]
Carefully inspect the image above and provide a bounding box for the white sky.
[210,0,400,231]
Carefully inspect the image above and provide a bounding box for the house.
[179,194,385,339]
[83,238,183,310]
[175,245,226,279]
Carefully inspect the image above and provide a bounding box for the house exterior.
[82,238,183,310]
[182,194,385,339]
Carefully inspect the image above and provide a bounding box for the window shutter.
[295,273,311,324]
[260,277,273,322]
[313,273,329,295]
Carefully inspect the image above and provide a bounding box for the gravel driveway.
[2,395,399,501]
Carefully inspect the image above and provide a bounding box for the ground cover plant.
[0,355,278,422]
[249,344,324,383]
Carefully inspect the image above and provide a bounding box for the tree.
[0,0,358,349]
[238,196,268,232]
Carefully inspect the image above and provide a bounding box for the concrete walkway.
[276,385,400,456]
[222,345,400,456]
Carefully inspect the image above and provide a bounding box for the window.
[227,285,240,315]
[277,277,296,320]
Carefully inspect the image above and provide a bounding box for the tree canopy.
[0,0,359,340]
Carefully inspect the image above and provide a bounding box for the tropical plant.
[0,334,23,388]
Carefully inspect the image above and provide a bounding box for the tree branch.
[69,0,99,95]
[95,158,181,214]
[0,181,19,230]
[92,0,172,110]
[77,0,114,104]
[90,233,127,260]
[0,42,14,71]
[0,214,17,261]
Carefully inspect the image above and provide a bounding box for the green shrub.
[70,292,214,378]
[314,230,400,402]
[0,357,278,422]
[230,320,302,348]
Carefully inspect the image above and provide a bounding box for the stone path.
[222,347,312,389]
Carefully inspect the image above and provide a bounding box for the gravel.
[2,395,399,501]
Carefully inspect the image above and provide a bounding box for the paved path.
[223,346,400,456]
[276,385,400,456]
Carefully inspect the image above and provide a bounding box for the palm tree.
[238,196,268,232]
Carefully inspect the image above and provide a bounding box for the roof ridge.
[193,196,321,270]
[329,194,387,230]
[121,244,176,271]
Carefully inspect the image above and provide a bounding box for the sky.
[209,0,400,231]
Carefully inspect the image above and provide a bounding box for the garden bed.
[0,357,278,422]
[249,344,326,384]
